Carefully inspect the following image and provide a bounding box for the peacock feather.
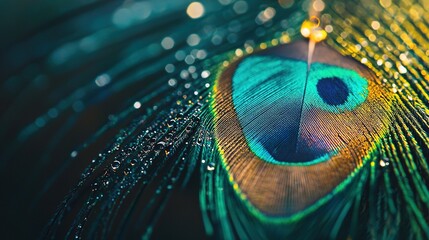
[1,0,429,239]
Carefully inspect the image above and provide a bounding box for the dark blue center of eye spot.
[316,77,349,106]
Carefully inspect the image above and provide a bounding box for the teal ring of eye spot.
[231,55,370,164]
[306,63,369,113]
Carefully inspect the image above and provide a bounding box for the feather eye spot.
[316,77,349,106]
[213,40,394,216]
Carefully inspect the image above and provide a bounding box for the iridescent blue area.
[317,77,349,106]
[231,56,368,164]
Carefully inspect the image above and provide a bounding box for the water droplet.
[133,101,141,109]
[207,162,215,171]
[201,70,210,78]
[185,126,192,133]
[70,151,78,158]
[95,74,111,87]
[155,141,166,150]
[111,160,121,170]
[379,158,390,167]
[130,159,137,166]
[168,78,177,87]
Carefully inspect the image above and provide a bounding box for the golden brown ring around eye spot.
[213,40,394,216]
